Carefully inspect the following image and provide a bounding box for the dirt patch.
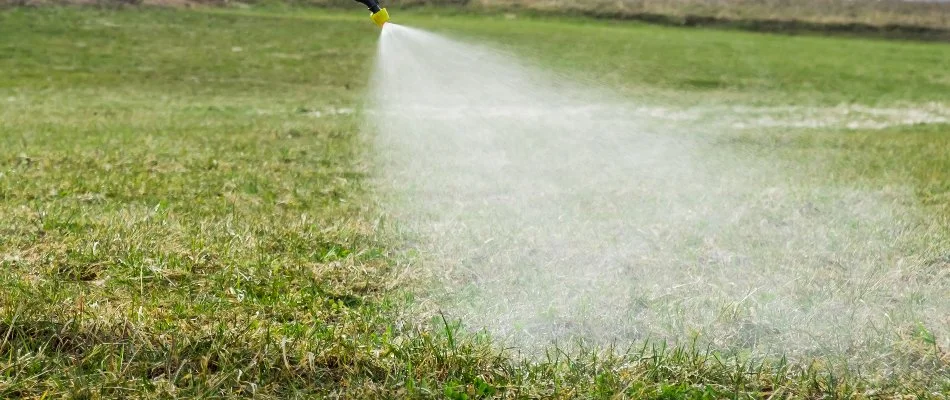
[368,102,950,130]
[470,0,950,32]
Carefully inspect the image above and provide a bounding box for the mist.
[368,23,950,369]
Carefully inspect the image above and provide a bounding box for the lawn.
[0,6,948,398]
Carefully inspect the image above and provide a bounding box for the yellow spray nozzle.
[371,8,390,27]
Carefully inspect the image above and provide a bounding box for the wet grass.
[1,6,948,398]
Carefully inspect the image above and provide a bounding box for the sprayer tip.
[371,8,390,27]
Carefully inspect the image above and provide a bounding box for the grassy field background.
[6,0,950,39]
[446,0,950,33]
[1,6,949,398]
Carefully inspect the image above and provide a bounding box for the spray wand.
[353,0,390,27]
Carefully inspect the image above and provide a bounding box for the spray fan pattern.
[369,24,950,368]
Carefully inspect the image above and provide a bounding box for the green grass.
[0,6,948,398]
[215,6,950,104]
[412,0,950,32]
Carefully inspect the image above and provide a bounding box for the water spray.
[353,0,390,27]
[371,23,950,369]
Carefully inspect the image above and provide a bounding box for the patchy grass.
[0,6,948,398]
[463,0,950,34]
[7,0,950,39]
